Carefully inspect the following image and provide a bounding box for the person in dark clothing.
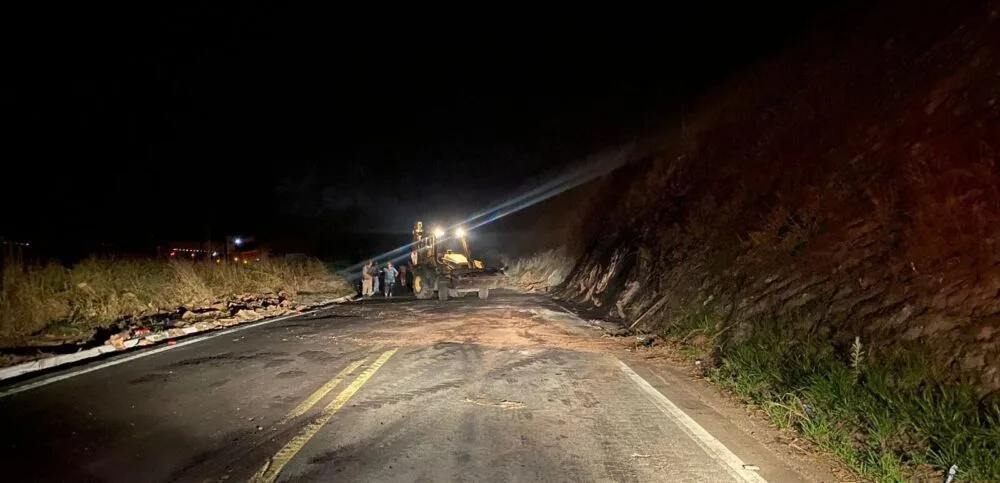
[397,265,408,291]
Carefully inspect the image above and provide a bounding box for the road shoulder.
[620,354,846,482]
[545,294,844,482]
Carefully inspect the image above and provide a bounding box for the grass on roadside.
[0,256,350,345]
[653,304,720,362]
[690,314,1000,482]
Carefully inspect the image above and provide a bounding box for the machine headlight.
[454,228,466,237]
[433,227,445,238]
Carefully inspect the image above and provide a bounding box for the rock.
[695,360,710,377]
[901,326,923,340]
[235,310,263,322]
[106,331,129,350]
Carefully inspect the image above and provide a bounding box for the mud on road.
[0,292,840,482]
[332,298,618,352]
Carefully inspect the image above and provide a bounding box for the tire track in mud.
[483,349,568,381]
[352,379,465,410]
[349,343,488,413]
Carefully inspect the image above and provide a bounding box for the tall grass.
[703,315,1000,482]
[0,256,349,344]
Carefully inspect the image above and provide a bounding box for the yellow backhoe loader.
[410,221,505,300]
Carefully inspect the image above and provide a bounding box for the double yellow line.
[249,348,398,483]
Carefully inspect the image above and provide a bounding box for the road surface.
[0,293,831,482]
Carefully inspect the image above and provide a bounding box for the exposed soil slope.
[558,0,1000,394]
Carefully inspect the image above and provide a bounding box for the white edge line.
[617,359,768,483]
[0,306,333,399]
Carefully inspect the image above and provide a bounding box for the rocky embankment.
[557,0,1000,394]
[539,3,1000,477]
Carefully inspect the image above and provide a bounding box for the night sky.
[3,3,842,258]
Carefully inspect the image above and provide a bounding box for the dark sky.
[2,3,841,255]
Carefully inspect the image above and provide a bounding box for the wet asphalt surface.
[0,293,786,482]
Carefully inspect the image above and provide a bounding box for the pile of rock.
[103,292,308,350]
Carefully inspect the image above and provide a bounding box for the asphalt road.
[0,293,829,482]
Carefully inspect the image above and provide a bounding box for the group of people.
[361,261,411,298]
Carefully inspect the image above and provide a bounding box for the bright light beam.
[340,144,634,282]
[456,145,634,232]
[450,145,632,232]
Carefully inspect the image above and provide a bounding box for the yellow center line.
[280,359,367,424]
[249,348,398,483]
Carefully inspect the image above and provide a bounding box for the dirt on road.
[334,301,621,352]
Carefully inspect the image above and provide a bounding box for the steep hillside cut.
[559,0,1000,395]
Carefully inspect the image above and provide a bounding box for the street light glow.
[336,144,634,283]
[234,237,243,246]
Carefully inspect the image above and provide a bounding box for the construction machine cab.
[410,220,503,300]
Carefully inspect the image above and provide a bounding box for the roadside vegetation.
[0,256,349,346]
[656,309,1000,482]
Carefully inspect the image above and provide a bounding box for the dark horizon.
[3,3,846,260]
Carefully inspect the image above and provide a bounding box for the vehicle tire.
[413,275,433,300]
[478,288,489,299]
[438,281,450,301]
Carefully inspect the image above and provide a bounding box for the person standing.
[372,263,381,296]
[398,265,408,290]
[383,262,399,297]
[361,260,374,297]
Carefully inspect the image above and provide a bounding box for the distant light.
[234,237,243,246]
[233,257,239,262]
[433,228,445,238]
[211,251,218,257]
[190,253,196,258]
[454,227,466,237]
[243,260,248,264]
[170,251,176,257]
